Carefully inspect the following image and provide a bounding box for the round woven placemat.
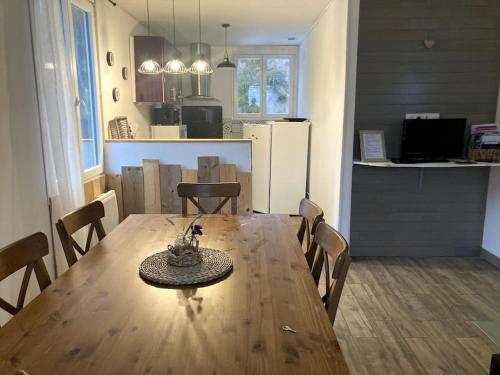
[139,248,233,286]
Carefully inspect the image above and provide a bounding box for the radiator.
[94,190,119,234]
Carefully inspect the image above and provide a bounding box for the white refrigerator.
[243,121,310,215]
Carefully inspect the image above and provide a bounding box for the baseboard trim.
[480,248,500,269]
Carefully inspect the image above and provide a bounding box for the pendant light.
[164,0,187,74]
[189,0,213,75]
[217,24,236,69]
[138,0,162,74]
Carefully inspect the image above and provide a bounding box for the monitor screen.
[401,118,467,159]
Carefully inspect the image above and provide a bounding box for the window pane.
[72,4,99,170]
[266,58,290,115]
[237,58,261,114]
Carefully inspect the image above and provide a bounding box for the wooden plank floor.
[290,214,500,373]
[334,257,500,374]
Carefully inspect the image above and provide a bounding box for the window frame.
[233,54,297,120]
[63,0,104,182]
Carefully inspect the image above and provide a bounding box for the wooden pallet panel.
[106,174,124,222]
[237,172,252,215]
[83,174,106,203]
[143,159,161,214]
[160,165,182,214]
[181,169,198,215]
[198,156,220,214]
[219,164,237,214]
[121,166,145,218]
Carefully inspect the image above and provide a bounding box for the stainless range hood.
[184,43,221,106]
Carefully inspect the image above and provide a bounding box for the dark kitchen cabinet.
[132,35,164,103]
[131,36,182,103]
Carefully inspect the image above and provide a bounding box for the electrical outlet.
[405,113,440,120]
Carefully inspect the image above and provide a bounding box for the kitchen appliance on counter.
[182,103,222,139]
[180,43,223,139]
[151,124,187,139]
[243,121,310,214]
[153,105,181,125]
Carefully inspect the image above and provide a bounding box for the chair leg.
[181,197,187,216]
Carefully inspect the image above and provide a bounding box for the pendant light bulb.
[164,0,187,74]
[190,56,213,75]
[139,59,162,74]
[189,0,213,75]
[217,24,236,69]
[139,0,161,75]
[164,58,187,74]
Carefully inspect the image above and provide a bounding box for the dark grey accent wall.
[351,0,500,256]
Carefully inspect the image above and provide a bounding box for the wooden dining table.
[0,214,349,374]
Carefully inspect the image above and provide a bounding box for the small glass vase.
[166,234,201,267]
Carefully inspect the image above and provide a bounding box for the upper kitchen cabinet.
[131,35,164,103]
[131,36,183,103]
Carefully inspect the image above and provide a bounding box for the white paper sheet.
[362,133,385,160]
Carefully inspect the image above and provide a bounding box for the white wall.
[96,0,152,139]
[0,0,53,325]
[482,84,500,259]
[297,0,359,237]
[104,140,252,174]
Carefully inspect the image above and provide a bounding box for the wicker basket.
[468,147,500,162]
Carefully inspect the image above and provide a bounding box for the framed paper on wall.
[359,130,387,162]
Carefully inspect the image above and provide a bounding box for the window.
[235,55,295,118]
[62,0,102,179]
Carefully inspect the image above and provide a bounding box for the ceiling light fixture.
[138,0,162,74]
[164,0,187,74]
[217,24,236,69]
[189,0,213,75]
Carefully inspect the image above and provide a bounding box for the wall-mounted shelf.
[353,160,500,168]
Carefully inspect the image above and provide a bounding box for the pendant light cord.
[172,0,176,47]
[147,0,150,36]
[197,0,201,55]
[225,26,229,57]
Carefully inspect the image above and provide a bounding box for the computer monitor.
[401,118,467,159]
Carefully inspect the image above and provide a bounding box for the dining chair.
[307,221,351,324]
[56,200,106,267]
[297,198,324,252]
[177,182,241,215]
[0,232,51,319]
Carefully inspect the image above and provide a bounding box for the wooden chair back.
[307,222,351,324]
[297,198,324,252]
[56,200,106,267]
[0,232,51,318]
[177,183,241,215]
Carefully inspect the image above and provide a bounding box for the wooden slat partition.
[83,175,106,203]
[116,158,252,219]
[219,164,237,214]
[121,167,145,217]
[198,156,220,214]
[237,172,252,215]
[143,159,161,214]
[160,165,182,214]
[181,169,198,214]
[106,174,124,222]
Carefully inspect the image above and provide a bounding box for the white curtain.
[30,0,85,275]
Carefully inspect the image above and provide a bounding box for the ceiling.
[116,0,331,45]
